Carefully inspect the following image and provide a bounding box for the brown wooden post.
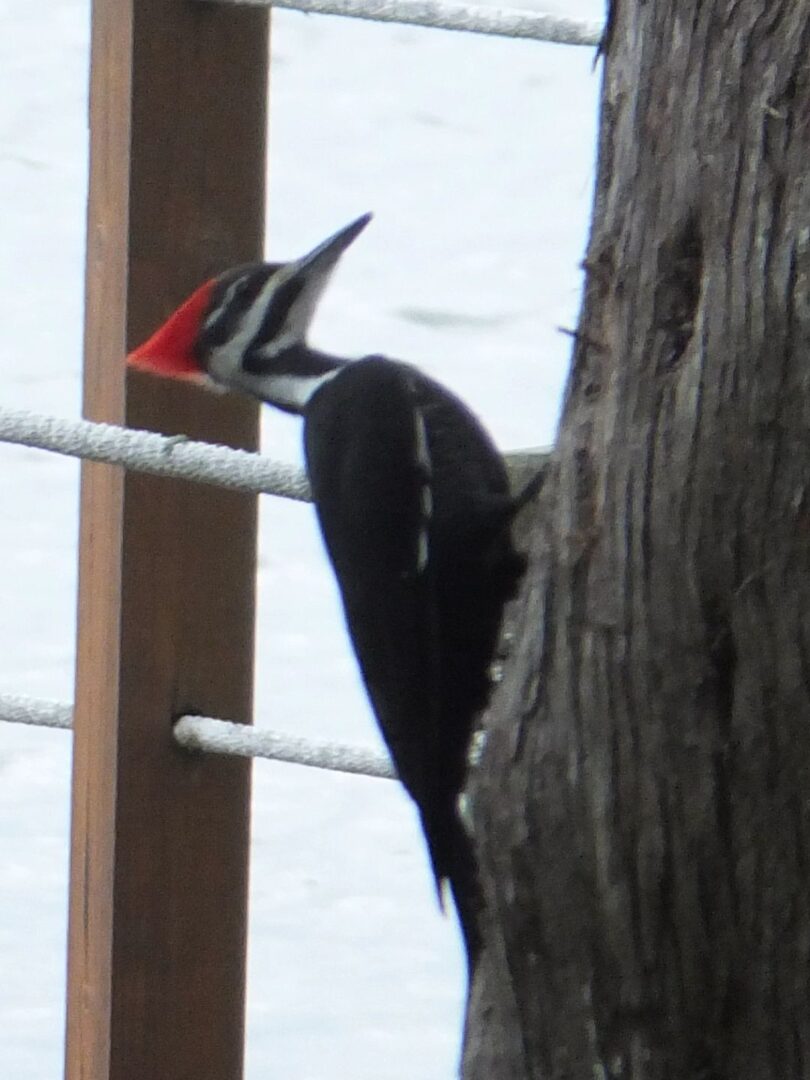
[65,2,268,1078]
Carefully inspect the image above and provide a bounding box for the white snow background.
[0,1,602,1076]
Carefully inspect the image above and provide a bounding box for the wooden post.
[65,2,268,1078]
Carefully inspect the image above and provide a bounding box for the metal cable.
[0,404,312,501]
[0,693,395,781]
[202,0,603,46]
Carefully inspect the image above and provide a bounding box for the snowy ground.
[0,1,601,1076]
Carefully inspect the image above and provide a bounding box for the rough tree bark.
[464,2,810,1077]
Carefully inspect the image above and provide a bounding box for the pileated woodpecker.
[128,214,531,971]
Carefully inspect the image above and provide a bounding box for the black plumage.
[304,356,526,966]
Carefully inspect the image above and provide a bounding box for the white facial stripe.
[205,265,303,387]
[249,268,328,363]
[203,275,243,331]
[227,269,289,357]
[251,329,299,362]
[224,262,336,374]
[240,367,340,410]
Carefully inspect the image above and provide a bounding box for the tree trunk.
[464,3,810,1077]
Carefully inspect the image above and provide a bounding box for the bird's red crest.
[127,279,215,380]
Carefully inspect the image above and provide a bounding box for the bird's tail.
[420,803,484,974]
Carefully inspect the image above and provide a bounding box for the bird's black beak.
[291,213,373,281]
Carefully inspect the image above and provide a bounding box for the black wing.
[303,358,445,857]
[304,356,525,969]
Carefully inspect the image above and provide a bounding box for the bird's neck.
[248,344,348,414]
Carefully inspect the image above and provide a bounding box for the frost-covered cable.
[0,692,395,781]
[0,693,73,731]
[174,715,396,779]
[0,405,311,501]
[202,0,602,46]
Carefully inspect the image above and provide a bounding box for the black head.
[128,213,372,411]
